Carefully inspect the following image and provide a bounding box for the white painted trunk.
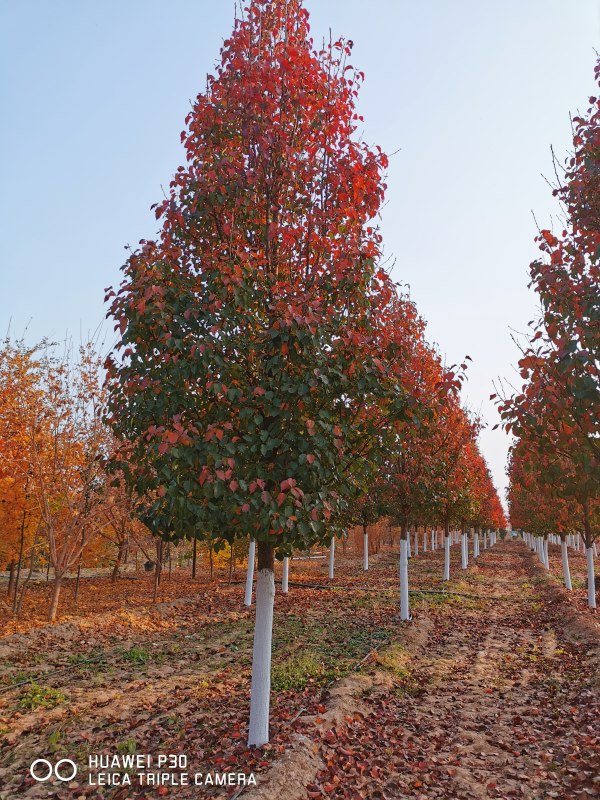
[443,534,450,581]
[363,532,369,571]
[461,532,468,569]
[483,530,487,549]
[414,530,419,557]
[328,538,335,580]
[281,557,289,593]
[431,530,435,551]
[244,539,256,607]
[423,530,427,552]
[407,533,412,559]
[594,542,598,558]
[248,567,275,746]
[544,538,549,570]
[400,538,410,621]
[474,533,480,558]
[561,540,572,590]
[586,547,597,609]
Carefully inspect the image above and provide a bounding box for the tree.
[507,439,577,587]
[498,62,599,607]
[31,342,109,620]
[0,475,39,608]
[0,339,45,612]
[105,0,411,746]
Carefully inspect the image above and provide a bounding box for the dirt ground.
[0,538,598,799]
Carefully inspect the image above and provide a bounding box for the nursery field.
[2,1,599,799]
[0,538,598,799]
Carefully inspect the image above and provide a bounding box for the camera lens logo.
[30,758,77,782]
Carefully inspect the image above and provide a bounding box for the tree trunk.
[227,543,233,583]
[583,503,597,610]
[328,537,335,580]
[7,561,16,599]
[111,540,127,583]
[443,519,451,582]
[561,538,572,591]
[248,541,275,747]
[74,562,82,605]
[281,557,289,593]
[48,574,63,622]
[153,540,163,602]
[461,524,468,569]
[399,523,410,621]
[192,538,197,579]
[12,504,28,605]
[586,548,596,609]
[244,539,256,606]
[73,527,86,605]
[15,546,36,616]
[362,525,369,571]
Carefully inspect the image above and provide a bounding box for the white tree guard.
[443,534,450,581]
[281,557,289,593]
[328,537,335,580]
[400,538,410,621]
[586,547,597,609]
[561,539,572,590]
[248,567,275,746]
[461,532,468,569]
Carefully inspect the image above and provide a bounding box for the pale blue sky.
[2,0,599,505]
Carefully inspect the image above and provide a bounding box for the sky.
[1,0,599,508]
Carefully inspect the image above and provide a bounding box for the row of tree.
[499,60,599,609]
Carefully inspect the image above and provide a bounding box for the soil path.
[250,541,600,800]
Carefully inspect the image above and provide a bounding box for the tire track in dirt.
[248,541,600,800]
